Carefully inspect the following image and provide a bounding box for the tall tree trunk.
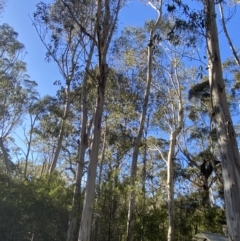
[24,114,38,178]
[204,1,240,240]
[167,133,175,241]
[67,41,95,241]
[126,3,162,241]
[78,1,122,240]
[141,124,148,241]
[166,71,183,241]
[167,119,183,241]
[50,83,71,173]
[93,120,107,241]
[78,63,107,241]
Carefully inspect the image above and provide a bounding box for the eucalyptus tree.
[77,1,125,240]
[156,0,240,238]
[12,80,40,179]
[180,77,225,207]
[91,70,144,241]
[152,51,185,241]
[174,0,240,238]
[66,78,94,241]
[203,0,240,239]
[119,2,163,240]
[46,1,100,238]
[33,0,93,173]
[0,24,37,175]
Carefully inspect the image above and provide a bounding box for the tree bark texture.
[204,1,240,240]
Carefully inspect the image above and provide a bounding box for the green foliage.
[0,173,72,241]
[174,195,225,239]
[1,1,236,240]
[137,207,168,241]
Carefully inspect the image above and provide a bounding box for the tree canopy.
[1,0,240,240]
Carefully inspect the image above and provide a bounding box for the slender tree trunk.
[67,41,95,241]
[78,1,122,240]
[50,84,71,173]
[167,130,181,241]
[78,65,107,241]
[127,4,162,240]
[67,109,88,241]
[40,160,46,177]
[93,121,107,241]
[106,152,122,241]
[24,114,38,178]
[167,84,183,241]
[218,2,240,67]
[0,137,11,175]
[126,43,151,241]
[141,128,147,241]
[204,1,240,240]
[167,144,174,241]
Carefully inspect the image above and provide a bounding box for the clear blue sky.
[1,0,240,97]
[1,0,156,96]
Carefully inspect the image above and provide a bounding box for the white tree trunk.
[167,133,175,241]
[126,45,152,241]
[78,1,122,240]
[78,69,106,241]
[205,1,240,240]
[167,120,183,241]
[67,40,95,241]
[164,67,183,241]
[127,3,162,240]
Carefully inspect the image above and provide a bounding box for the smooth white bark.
[127,2,162,240]
[67,40,95,241]
[204,1,240,240]
[78,1,122,240]
[167,107,183,241]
